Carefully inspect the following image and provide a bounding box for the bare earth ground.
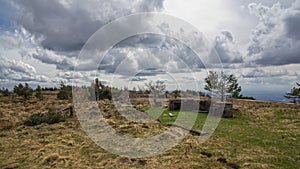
[0,94,299,169]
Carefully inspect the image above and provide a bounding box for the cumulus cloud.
[3,0,167,80]
[247,1,300,66]
[0,57,35,75]
[130,77,147,82]
[214,31,243,64]
[75,33,206,76]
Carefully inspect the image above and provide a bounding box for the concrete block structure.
[168,99,233,118]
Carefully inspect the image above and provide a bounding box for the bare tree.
[145,80,166,94]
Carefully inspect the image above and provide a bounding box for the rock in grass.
[217,157,227,163]
[200,151,212,158]
[227,163,240,169]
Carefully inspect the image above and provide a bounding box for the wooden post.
[95,78,99,101]
[69,106,73,116]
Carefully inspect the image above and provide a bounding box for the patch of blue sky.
[0,0,15,33]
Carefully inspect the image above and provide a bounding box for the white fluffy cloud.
[0,56,48,82]
[0,28,76,85]
[214,31,243,64]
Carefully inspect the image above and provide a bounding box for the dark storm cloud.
[253,47,300,66]
[135,68,166,77]
[32,51,75,71]
[9,0,164,52]
[115,33,166,49]
[130,77,147,82]
[284,12,300,40]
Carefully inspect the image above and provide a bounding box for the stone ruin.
[168,99,233,118]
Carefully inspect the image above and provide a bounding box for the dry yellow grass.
[0,94,299,168]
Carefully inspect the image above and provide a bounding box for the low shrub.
[24,113,44,126]
[24,109,65,126]
[44,111,65,124]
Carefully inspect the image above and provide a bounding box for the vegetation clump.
[35,85,44,100]
[57,81,72,100]
[24,109,65,126]
[0,87,10,96]
[13,83,33,100]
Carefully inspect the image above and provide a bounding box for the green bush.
[237,95,256,100]
[44,111,65,124]
[24,110,66,126]
[13,83,33,100]
[24,113,45,126]
[35,85,44,100]
[57,81,72,100]
[0,87,10,96]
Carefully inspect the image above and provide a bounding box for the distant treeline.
[2,80,299,103]
[0,82,67,101]
[0,82,255,103]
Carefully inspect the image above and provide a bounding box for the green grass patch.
[146,108,208,129]
[145,107,299,168]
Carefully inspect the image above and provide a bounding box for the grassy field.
[0,96,299,168]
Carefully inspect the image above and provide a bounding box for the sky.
[0,0,299,101]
